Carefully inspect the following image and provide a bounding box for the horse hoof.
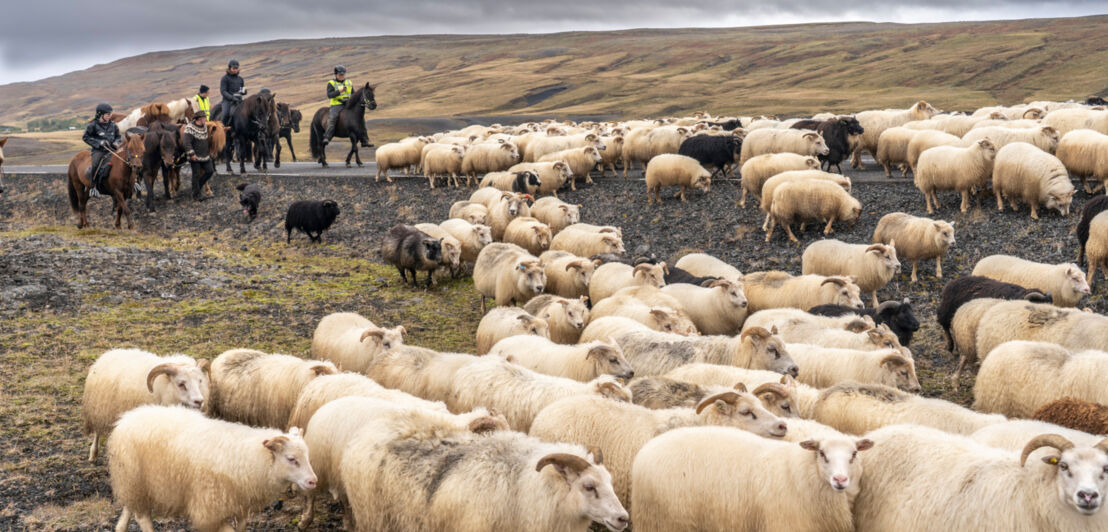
[345,163,352,168]
[275,162,281,168]
[357,162,364,167]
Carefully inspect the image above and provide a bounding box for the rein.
[104,144,142,171]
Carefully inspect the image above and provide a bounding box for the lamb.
[285,372,448,432]
[475,307,550,355]
[766,180,862,242]
[538,250,596,299]
[963,125,1061,153]
[677,134,742,178]
[531,389,787,508]
[853,425,1108,532]
[666,364,820,418]
[852,100,939,169]
[644,153,712,204]
[1077,196,1108,266]
[631,427,873,532]
[414,222,462,276]
[1033,397,1108,436]
[501,216,553,256]
[597,324,797,377]
[529,196,580,234]
[473,243,546,311]
[914,139,997,213]
[872,212,955,282]
[363,346,480,404]
[285,199,339,243]
[448,356,631,432]
[539,146,603,188]
[738,128,830,166]
[107,406,317,532]
[447,200,489,226]
[786,344,920,391]
[489,336,633,381]
[937,276,1051,354]
[380,224,444,288]
[972,254,1090,307]
[673,252,743,282]
[589,261,667,303]
[874,126,919,177]
[659,280,748,335]
[973,341,1108,418]
[743,271,864,314]
[342,410,629,532]
[905,130,961,174]
[1056,129,1108,193]
[808,298,921,347]
[207,348,337,429]
[478,170,541,195]
[439,218,492,264]
[310,312,405,373]
[759,169,852,231]
[597,135,624,177]
[549,226,626,257]
[508,161,573,196]
[375,137,431,182]
[802,240,900,307]
[738,153,820,208]
[811,382,1006,435]
[523,293,590,344]
[991,142,1075,219]
[461,141,520,185]
[421,144,466,188]
[82,349,209,462]
[235,182,260,221]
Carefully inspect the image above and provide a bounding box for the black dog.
[285,200,340,243]
[236,183,261,221]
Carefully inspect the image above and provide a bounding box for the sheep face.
[560,297,590,330]
[264,428,318,492]
[692,173,711,193]
[741,328,799,377]
[865,324,903,350]
[803,132,830,156]
[867,243,902,276]
[148,363,210,410]
[711,280,748,309]
[517,315,550,338]
[975,139,997,160]
[554,162,573,181]
[879,353,921,392]
[500,143,520,161]
[633,263,666,288]
[584,146,603,164]
[804,156,820,170]
[840,117,865,136]
[441,240,461,268]
[532,226,552,251]
[566,260,594,289]
[517,260,546,296]
[362,325,406,352]
[930,221,956,250]
[587,343,634,380]
[799,437,874,492]
[537,454,629,531]
[601,235,625,255]
[648,307,686,335]
[1045,188,1075,217]
[558,205,581,226]
[1064,266,1092,300]
[504,195,527,217]
[752,382,795,418]
[1021,436,1108,516]
[524,172,542,190]
[697,390,788,439]
[821,278,864,309]
[471,224,493,247]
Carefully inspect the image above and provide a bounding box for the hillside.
[2,16,1107,129]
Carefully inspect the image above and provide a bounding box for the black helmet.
[334,65,346,75]
[95,103,113,116]
[228,59,240,68]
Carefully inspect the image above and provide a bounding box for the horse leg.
[274,136,282,168]
[144,171,156,212]
[345,141,355,168]
[162,165,172,200]
[285,134,297,162]
[353,137,363,167]
[238,137,248,174]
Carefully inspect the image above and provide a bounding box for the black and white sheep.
[808,298,921,347]
[380,224,444,288]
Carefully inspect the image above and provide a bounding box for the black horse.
[275,103,302,162]
[224,90,277,174]
[309,83,377,167]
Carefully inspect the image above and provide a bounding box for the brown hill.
[2,16,1107,128]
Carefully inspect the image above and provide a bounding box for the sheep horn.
[820,277,847,287]
[146,364,178,392]
[708,279,732,289]
[564,260,584,272]
[864,244,886,254]
[752,382,791,400]
[880,353,908,367]
[740,327,770,340]
[468,416,506,434]
[1020,434,1075,467]
[536,453,592,474]
[586,445,605,465]
[360,328,385,342]
[874,300,900,314]
[632,263,653,276]
[696,391,740,414]
[732,382,748,393]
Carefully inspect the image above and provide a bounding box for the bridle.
[104,141,143,173]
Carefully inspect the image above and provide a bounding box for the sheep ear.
[799,440,820,452]
[287,426,301,437]
[597,381,629,402]
[732,382,748,393]
[360,328,386,343]
[586,445,604,465]
[536,453,592,479]
[844,319,871,333]
[649,308,670,320]
[310,363,336,376]
[517,314,531,322]
[196,359,210,372]
[559,205,569,212]
[263,435,289,453]
[395,326,407,338]
[146,364,178,392]
[855,439,874,451]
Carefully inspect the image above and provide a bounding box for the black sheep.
[284,200,340,243]
[1077,195,1108,265]
[792,117,864,174]
[677,134,742,178]
[589,253,660,266]
[511,171,541,193]
[1086,96,1108,106]
[663,265,720,287]
[808,298,920,347]
[381,224,443,288]
[236,183,261,221]
[935,276,1052,352]
[705,119,742,131]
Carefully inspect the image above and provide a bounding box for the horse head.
[361,83,377,111]
[291,109,302,132]
[123,130,146,173]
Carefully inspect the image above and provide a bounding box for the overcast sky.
[1,1,1104,84]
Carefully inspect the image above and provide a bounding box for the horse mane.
[344,83,374,110]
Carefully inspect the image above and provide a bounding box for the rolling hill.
[2,15,1107,130]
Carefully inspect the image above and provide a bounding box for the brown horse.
[66,131,144,229]
[0,136,7,193]
[136,121,180,211]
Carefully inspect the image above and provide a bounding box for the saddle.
[85,158,112,191]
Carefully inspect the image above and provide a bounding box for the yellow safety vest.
[194,95,210,115]
[328,79,353,106]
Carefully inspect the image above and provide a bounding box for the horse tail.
[310,121,322,160]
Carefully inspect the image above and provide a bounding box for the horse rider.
[321,65,352,147]
[182,110,215,201]
[194,84,211,121]
[220,59,245,128]
[82,103,122,197]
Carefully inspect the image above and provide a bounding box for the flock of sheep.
[78,98,1108,531]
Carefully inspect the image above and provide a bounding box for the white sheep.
[852,100,939,169]
[972,254,1090,307]
[414,222,463,275]
[509,161,574,196]
[597,135,624,176]
[501,216,553,256]
[973,341,1108,418]
[539,146,603,188]
[905,129,961,174]
[875,126,920,177]
[738,128,830,166]
[525,132,604,161]
[766,179,863,242]
[108,405,317,532]
[1043,107,1108,136]
[872,212,955,282]
[475,306,550,355]
[439,218,493,264]
[666,364,821,418]
[363,345,480,404]
[375,137,431,182]
[589,261,667,303]
[461,141,520,185]
[853,425,1108,532]
[991,142,1075,219]
[673,252,743,282]
[473,242,546,311]
[914,138,997,213]
[812,381,1005,435]
[82,349,209,462]
[596,324,797,377]
[743,271,864,314]
[531,389,788,507]
[529,196,580,234]
[208,348,337,429]
[523,293,590,344]
[447,200,489,226]
[310,312,405,373]
[549,226,626,257]
[659,280,748,335]
[486,191,532,241]
[757,318,903,353]
[802,240,900,306]
[342,411,628,531]
[1087,211,1108,289]
[622,125,693,176]
[963,125,1061,153]
[538,250,596,300]
[786,343,920,391]
[631,426,873,532]
[738,153,820,208]
[421,144,466,188]
[285,372,448,432]
[1056,129,1108,193]
[489,336,633,381]
[948,298,1013,382]
[627,375,793,416]
[970,419,1103,452]
[759,169,853,232]
[742,307,874,336]
[644,153,712,203]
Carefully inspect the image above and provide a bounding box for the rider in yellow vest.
[321,65,352,146]
[193,85,211,120]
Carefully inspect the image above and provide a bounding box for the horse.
[264,105,280,168]
[309,83,377,167]
[166,98,198,123]
[135,121,179,211]
[276,103,302,162]
[117,103,171,131]
[66,130,144,229]
[0,136,7,194]
[227,90,277,174]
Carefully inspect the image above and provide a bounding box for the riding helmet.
[95,103,113,116]
[228,59,240,68]
[334,65,346,75]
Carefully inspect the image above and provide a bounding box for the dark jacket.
[181,123,211,162]
[220,72,245,102]
[83,120,121,152]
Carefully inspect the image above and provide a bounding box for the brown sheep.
[1032,397,1108,435]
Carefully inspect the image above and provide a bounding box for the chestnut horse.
[66,130,144,229]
